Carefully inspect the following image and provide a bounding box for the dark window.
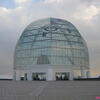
[56,72,70,80]
[20,77,24,81]
[67,29,71,33]
[32,73,46,81]
[42,32,47,37]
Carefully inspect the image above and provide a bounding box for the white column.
[47,69,54,81]
[81,70,86,78]
[13,70,16,80]
[16,70,20,80]
[69,71,74,80]
[27,71,32,80]
[86,71,90,78]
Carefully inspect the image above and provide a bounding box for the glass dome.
[14,18,89,70]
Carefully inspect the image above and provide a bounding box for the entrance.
[32,72,46,81]
[56,72,70,80]
[20,73,27,81]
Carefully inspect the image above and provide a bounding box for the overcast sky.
[0,0,100,77]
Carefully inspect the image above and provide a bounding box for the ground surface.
[0,81,100,100]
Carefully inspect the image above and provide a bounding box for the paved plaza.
[0,81,100,100]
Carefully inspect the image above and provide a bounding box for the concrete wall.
[14,65,75,81]
[14,65,89,81]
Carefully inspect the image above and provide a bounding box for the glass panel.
[15,18,89,69]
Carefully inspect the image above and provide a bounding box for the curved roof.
[14,18,89,69]
[25,18,76,31]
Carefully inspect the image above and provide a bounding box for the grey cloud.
[80,0,100,3]
[80,0,100,7]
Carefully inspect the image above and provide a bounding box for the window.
[42,32,47,37]
[37,55,50,64]
[67,29,71,33]
[56,72,70,80]
[32,72,46,81]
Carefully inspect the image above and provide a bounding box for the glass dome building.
[14,18,90,81]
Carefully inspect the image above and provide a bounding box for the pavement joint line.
[29,82,47,97]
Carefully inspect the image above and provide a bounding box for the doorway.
[56,72,70,80]
[32,72,46,81]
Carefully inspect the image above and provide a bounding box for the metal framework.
[14,18,90,80]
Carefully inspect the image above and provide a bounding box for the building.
[14,18,90,81]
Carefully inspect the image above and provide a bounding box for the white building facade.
[14,18,90,81]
